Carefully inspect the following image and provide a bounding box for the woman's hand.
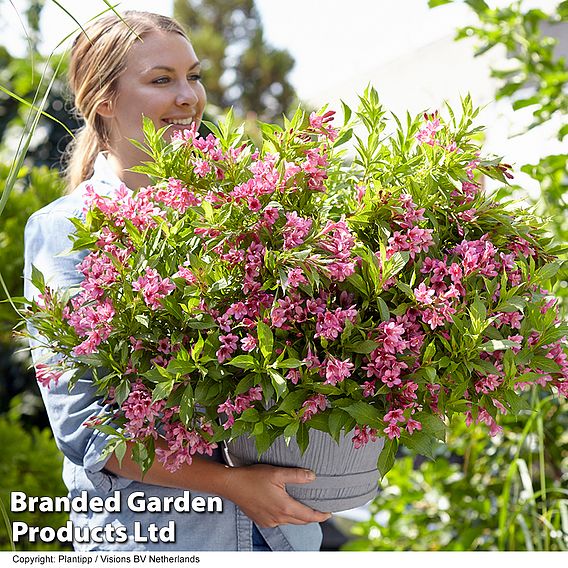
[105,441,330,528]
[221,463,332,528]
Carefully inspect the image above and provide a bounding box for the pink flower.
[384,408,405,423]
[324,356,354,386]
[35,364,63,388]
[414,283,435,305]
[352,425,378,449]
[130,336,145,351]
[122,381,165,439]
[416,112,443,146]
[457,209,478,223]
[283,212,312,249]
[309,110,337,140]
[301,394,328,423]
[287,369,301,385]
[173,266,197,284]
[216,333,239,363]
[217,386,264,430]
[362,380,376,397]
[156,421,218,472]
[309,110,335,129]
[406,418,422,434]
[384,422,401,440]
[303,347,321,369]
[132,267,176,310]
[241,334,257,352]
[315,310,343,340]
[379,320,407,355]
[288,268,308,288]
[263,207,280,226]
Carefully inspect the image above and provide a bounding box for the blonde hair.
[64,11,189,191]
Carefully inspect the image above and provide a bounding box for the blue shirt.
[23,154,323,551]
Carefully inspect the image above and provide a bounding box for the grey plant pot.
[224,429,385,513]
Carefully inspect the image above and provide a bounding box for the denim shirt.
[23,154,322,551]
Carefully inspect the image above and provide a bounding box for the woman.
[23,10,330,552]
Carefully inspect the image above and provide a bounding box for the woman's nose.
[176,81,199,106]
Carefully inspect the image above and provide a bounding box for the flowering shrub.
[24,87,568,476]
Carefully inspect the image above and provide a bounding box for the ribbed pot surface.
[224,429,385,513]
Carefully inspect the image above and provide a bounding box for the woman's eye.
[188,74,202,82]
[153,77,170,84]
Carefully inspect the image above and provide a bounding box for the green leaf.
[277,390,310,413]
[114,381,131,406]
[257,321,274,360]
[268,368,287,399]
[114,440,127,467]
[266,415,293,427]
[93,424,119,437]
[502,391,531,414]
[179,384,194,425]
[531,355,561,373]
[396,281,415,299]
[30,264,46,292]
[343,401,382,427]
[166,359,195,375]
[152,380,174,403]
[349,340,381,354]
[275,358,303,369]
[535,262,561,283]
[470,295,487,321]
[328,409,352,440]
[305,412,329,431]
[498,296,526,313]
[422,341,436,363]
[186,315,216,329]
[413,412,446,441]
[135,314,150,328]
[401,431,436,460]
[240,408,260,422]
[481,339,520,352]
[191,334,205,362]
[423,366,437,382]
[296,423,309,455]
[132,438,154,474]
[428,0,453,6]
[465,0,490,14]
[341,99,352,123]
[284,421,299,439]
[377,437,398,479]
[377,297,390,321]
[346,273,368,297]
[228,355,257,370]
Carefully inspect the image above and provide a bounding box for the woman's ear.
[96,100,114,119]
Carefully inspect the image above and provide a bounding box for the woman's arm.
[105,441,331,528]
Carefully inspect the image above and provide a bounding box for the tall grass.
[498,393,568,550]
[0,1,127,312]
[0,497,15,552]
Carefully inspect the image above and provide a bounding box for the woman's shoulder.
[28,189,86,222]
[28,153,122,225]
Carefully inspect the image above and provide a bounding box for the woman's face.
[100,31,206,164]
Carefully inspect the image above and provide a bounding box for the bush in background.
[0,401,70,551]
[344,391,568,550]
[0,164,64,421]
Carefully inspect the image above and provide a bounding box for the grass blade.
[0,84,75,138]
[0,496,15,551]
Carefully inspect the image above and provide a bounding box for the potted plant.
[23,87,567,512]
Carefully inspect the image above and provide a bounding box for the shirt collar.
[90,153,128,195]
